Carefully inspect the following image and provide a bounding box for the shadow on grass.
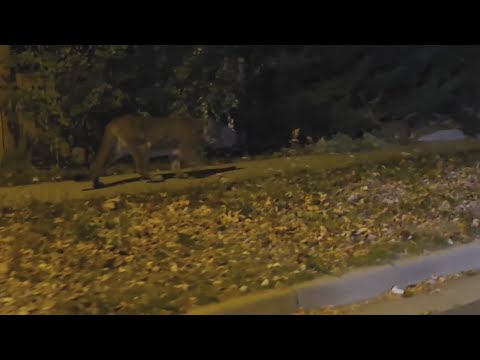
[82,166,241,191]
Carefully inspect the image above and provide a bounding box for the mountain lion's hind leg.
[128,143,154,182]
[171,148,188,179]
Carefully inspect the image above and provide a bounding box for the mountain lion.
[90,113,217,189]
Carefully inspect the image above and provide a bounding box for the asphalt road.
[440,300,480,315]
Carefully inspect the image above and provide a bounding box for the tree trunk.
[0,45,15,164]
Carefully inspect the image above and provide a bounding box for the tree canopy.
[4,45,480,156]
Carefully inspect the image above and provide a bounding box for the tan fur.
[90,113,208,188]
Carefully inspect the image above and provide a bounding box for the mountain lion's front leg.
[170,148,189,178]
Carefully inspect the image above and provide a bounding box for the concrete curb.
[349,272,480,315]
[188,240,480,314]
[188,288,299,315]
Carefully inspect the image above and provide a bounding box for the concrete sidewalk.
[0,153,355,206]
[2,139,480,207]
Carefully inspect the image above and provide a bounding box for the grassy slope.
[1,139,480,314]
